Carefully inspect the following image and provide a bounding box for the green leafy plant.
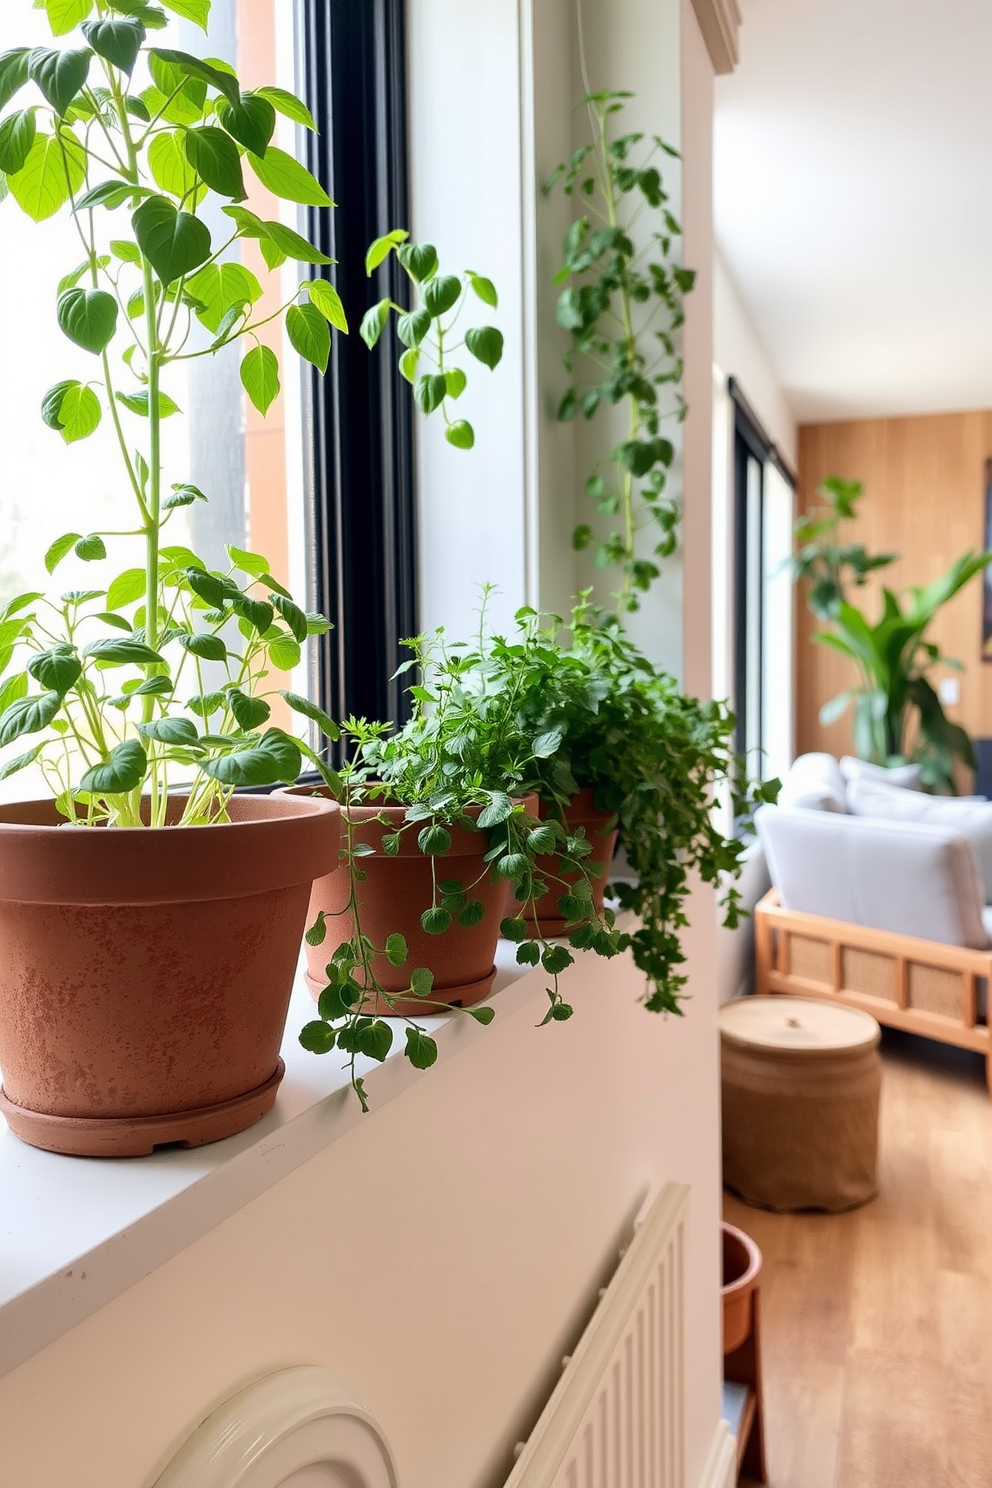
[790,477,992,791]
[0,0,348,821]
[545,91,695,612]
[359,229,504,452]
[295,598,631,1107]
[485,600,776,1011]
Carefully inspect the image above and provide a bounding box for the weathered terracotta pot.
[521,787,619,935]
[721,1221,762,1354]
[0,793,340,1158]
[280,786,537,1017]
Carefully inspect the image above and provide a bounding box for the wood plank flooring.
[725,1029,992,1488]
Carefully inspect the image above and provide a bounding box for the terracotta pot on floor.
[280,786,538,1017]
[0,793,340,1158]
[520,787,619,935]
[721,1220,762,1353]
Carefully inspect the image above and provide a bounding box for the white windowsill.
[0,926,627,1380]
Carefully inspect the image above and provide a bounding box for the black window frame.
[296,0,417,740]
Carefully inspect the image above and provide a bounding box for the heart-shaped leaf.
[78,738,147,794]
[57,287,118,354]
[445,419,474,451]
[8,131,86,221]
[202,727,302,786]
[0,691,62,748]
[81,18,144,75]
[184,124,246,200]
[404,1026,438,1070]
[227,688,270,730]
[132,194,211,284]
[28,48,91,117]
[0,110,36,175]
[286,302,330,374]
[137,717,198,744]
[43,1,94,36]
[397,242,438,282]
[217,91,275,155]
[240,343,279,414]
[465,325,504,370]
[423,275,461,318]
[27,645,81,696]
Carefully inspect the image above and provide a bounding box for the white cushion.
[846,776,992,903]
[756,804,988,949]
[778,752,847,813]
[839,755,922,791]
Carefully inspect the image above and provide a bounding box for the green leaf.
[28,645,81,695]
[137,716,198,744]
[421,906,452,935]
[299,1020,336,1055]
[0,111,36,176]
[148,130,204,203]
[396,242,437,282]
[255,85,316,131]
[41,380,101,443]
[280,691,340,741]
[7,129,85,220]
[418,823,452,856]
[286,302,330,374]
[409,967,434,999]
[404,1026,438,1070]
[365,228,409,274]
[179,632,226,661]
[542,945,572,974]
[247,146,332,206]
[359,299,390,350]
[83,637,166,664]
[466,270,498,308]
[132,194,211,284]
[423,275,461,318]
[385,933,408,967]
[227,688,269,730]
[458,899,485,928]
[147,47,239,107]
[0,675,28,717]
[56,288,118,354]
[107,568,146,608]
[267,634,301,671]
[158,0,209,26]
[444,367,467,400]
[184,261,261,334]
[465,325,504,370]
[0,50,30,111]
[477,791,515,828]
[499,916,529,942]
[0,743,45,781]
[217,91,275,155]
[258,221,332,264]
[357,1019,393,1063]
[75,177,155,210]
[414,374,447,415]
[306,279,348,331]
[74,534,106,562]
[78,738,147,794]
[44,532,81,573]
[396,308,430,348]
[398,347,419,383]
[532,727,563,758]
[304,910,327,946]
[445,420,474,450]
[202,727,302,786]
[116,389,180,418]
[0,692,61,748]
[184,125,246,200]
[81,18,144,75]
[240,344,280,414]
[27,48,91,117]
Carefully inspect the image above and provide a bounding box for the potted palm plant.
[0,0,345,1155]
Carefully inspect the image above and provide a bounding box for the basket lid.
[719,996,880,1053]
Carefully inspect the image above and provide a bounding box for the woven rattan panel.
[907,963,962,1020]
[842,947,897,1002]
[787,935,833,986]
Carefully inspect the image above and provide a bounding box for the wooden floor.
[725,1029,992,1488]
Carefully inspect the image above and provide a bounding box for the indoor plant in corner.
[0,1,347,1156]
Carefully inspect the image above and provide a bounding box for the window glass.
[0,1,307,800]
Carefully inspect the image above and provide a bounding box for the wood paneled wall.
[796,411,992,769]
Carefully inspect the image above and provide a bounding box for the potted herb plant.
[0,0,347,1155]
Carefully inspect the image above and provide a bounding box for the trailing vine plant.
[545,91,695,612]
[359,230,504,451]
[0,0,347,820]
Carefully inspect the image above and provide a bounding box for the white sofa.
[753,753,992,1088]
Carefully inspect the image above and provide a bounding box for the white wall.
[714,250,797,469]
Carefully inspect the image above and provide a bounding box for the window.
[729,379,796,785]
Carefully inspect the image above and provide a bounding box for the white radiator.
[505,1183,689,1488]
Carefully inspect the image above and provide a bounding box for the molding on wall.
[698,1420,737,1488]
[690,0,742,74]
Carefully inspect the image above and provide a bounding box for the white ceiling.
[714,0,992,424]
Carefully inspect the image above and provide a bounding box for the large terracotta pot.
[521,787,619,935]
[721,1221,762,1354]
[280,786,537,1017]
[0,793,340,1158]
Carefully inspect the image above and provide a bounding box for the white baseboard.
[697,1419,736,1488]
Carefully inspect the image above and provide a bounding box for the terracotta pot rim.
[0,793,341,905]
[721,1221,762,1296]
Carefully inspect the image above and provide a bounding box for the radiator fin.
[504,1183,688,1488]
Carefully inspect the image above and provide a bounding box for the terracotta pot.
[721,1221,762,1354]
[520,787,619,935]
[0,793,340,1158]
[279,786,538,1017]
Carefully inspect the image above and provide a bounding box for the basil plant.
[0,0,348,825]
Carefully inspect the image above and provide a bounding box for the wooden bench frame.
[754,889,992,1092]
